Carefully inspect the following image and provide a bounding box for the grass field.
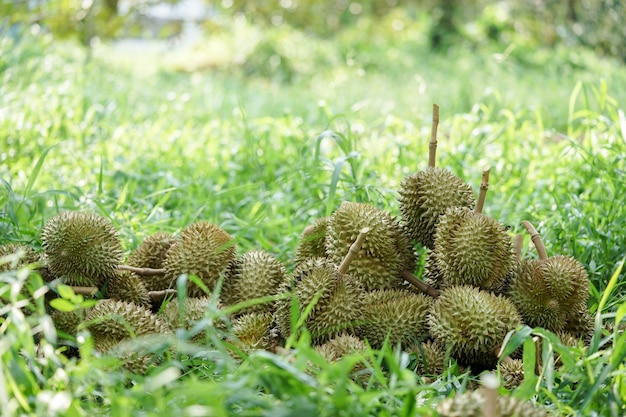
[1,19,625,416]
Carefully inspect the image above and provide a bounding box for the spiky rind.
[275,257,363,344]
[42,211,122,287]
[563,308,594,344]
[127,232,177,292]
[84,300,170,353]
[436,390,549,417]
[500,358,524,390]
[163,222,236,297]
[508,257,589,333]
[434,207,513,293]
[105,270,151,308]
[410,340,448,376]
[0,243,40,272]
[222,250,286,315]
[398,167,475,249]
[428,285,523,366]
[357,289,431,349]
[160,297,218,330]
[231,311,275,353]
[326,202,415,291]
[106,334,172,374]
[51,309,84,337]
[422,250,443,290]
[316,333,368,362]
[294,217,331,266]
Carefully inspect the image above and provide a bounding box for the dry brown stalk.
[118,265,166,276]
[401,270,440,298]
[428,104,440,169]
[475,165,491,214]
[521,221,548,260]
[338,227,370,275]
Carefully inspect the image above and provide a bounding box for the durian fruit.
[436,389,549,417]
[315,333,369,362]
[222,250,286,315]
[160,297,226,342]
[499,358,524,390]
[410,339,448,376]
[433,168,513,293]
[428,285,523,367]
[422,251,443,290]
[105,270,151,308]
[50,309,84,337]
[105,334,172,374]
[398,105,475,249]
[507,222,589,334]
[275,257,364,344]
[356,289,431,349]
[562,308,594,344]
[230,311,275,354]
[162,221,236,298]
[42,211,122,287]
[325,201,415,291]
[127,232,177,292]
[294,217,331,266]
[83,299,171,353]
[0,243,41,272]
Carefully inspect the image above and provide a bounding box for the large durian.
[436,389,549,417]
[428,285,523,367]
[222,250,286,315]
[356,289,431,349]
[433,167,513,293]
[83,299,171,353]
[294,217,331,266]
[42,211,122,287]
[398,105,475,249]
[127,232,177,292]
[325,201,415,291]
[162,221,236,297]
[507,222,589,334]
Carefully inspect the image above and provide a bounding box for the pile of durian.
[0,105,597,415]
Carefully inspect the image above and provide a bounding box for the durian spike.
[337,227,370,275]
[481,373,499,417]
[513,234,524,263]
[475,165,491,214]
[428,104,439,169]
[69,286,98,296]
[148,289,177,303]
[401,270,440,298]
[521,221,548,260]
[118,265,165,276]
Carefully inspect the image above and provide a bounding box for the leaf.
[515,337,538,399]
[49,298,77,312]
[57,284,75,300]
[499,325,532,359]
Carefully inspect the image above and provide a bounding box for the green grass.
[1,20,625,417]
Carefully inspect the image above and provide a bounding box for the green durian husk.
[436,389,550,417]
[315,333,368,362]
[51,309,84,337]
[356,289,432,349]
[409,339,448,376]
[127,232,177,292]
[105,334,173,375]
[326,201,415,291]
[222,250,286,315]
[398,167,475,249]
[507,256,589,333]
[230,311,275,354]
[428,285,523,367]
[275,257,363,344]
[162,221,236,297]
[105,270,151,308]
[294,217,331,266]
[160,297,225,343]
[42,211,122,287]
[84,299,171,353]
[0,243,41,272]
[499,358,524,390]
[434,207,513,293]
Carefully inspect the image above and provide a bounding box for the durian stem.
[521,221,548,260]
[428,104,439,168]
[338,227,370,275]
[401,270,440,298]
[69,286,98,296]
[148,289,177,303]
[513,234,524,263]
[475,165,491,214]
[118,265,166,276]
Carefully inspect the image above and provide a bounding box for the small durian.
[163,222,236,297]
[105,270,151,308]
[499,358,524,390]
[42,211,122,287]
[0,243,40,272]
[294,217,331,266]
[436,389,549,417]
[230,311,275,354]
[410,340,448,376]
[325,201,415,291]
[508,222,589,334]
[160,296,225,337]
[428,285,523,367]
[83,299,171,353]
[127,232,177,292]
[356,289,431,349]
[105,334,172,374]
[315,333,369,362]
[398,106,475,250]
[222,250,286,315]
